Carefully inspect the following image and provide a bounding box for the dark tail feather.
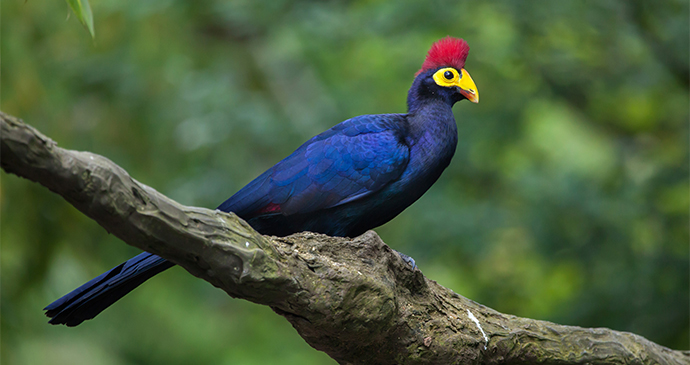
[44,252,175,326]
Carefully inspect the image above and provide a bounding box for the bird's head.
[409,37,479,109]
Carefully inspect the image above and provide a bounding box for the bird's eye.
[444,71,454,80]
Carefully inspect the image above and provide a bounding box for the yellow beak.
[458,68,479,103]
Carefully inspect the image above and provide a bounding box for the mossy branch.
[1,111,687,365]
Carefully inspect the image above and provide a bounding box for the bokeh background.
[2,0,688,364]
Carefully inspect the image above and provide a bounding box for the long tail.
[44,252,174,326]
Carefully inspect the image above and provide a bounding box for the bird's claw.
[395,250,417,270]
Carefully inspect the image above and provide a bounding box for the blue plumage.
[219,114,410,221]
[45,37,479,326]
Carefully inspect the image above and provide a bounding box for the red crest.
[417,37,470,75]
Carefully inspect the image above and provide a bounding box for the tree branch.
[2,111,687,365]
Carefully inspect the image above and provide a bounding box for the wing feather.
[217,114,409,218]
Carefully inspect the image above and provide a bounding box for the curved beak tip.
[459,87,479,104]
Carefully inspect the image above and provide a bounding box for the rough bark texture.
[2,111,688,365]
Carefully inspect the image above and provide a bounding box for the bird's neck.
[403,75,459,164]
[400,94,458,201]
[406,85,457,140]
[405,98,457,148]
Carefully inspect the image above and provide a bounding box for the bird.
[44,36,479,326]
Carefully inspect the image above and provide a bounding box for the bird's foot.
[395,250,417,270]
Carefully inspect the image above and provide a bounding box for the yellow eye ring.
[432,67,459,87]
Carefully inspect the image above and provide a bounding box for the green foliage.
[65,0,95,38]
[2,0,688,364]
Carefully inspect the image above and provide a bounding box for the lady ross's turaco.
[45,37,479,326]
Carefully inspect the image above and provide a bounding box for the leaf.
[65,0,95,38]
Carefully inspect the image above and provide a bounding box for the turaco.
[45,36,479,326]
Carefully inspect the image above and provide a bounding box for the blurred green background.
[2,0,688,364]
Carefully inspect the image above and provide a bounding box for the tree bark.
[1,111,687,365]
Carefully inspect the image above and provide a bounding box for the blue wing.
[218,114,410,217]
